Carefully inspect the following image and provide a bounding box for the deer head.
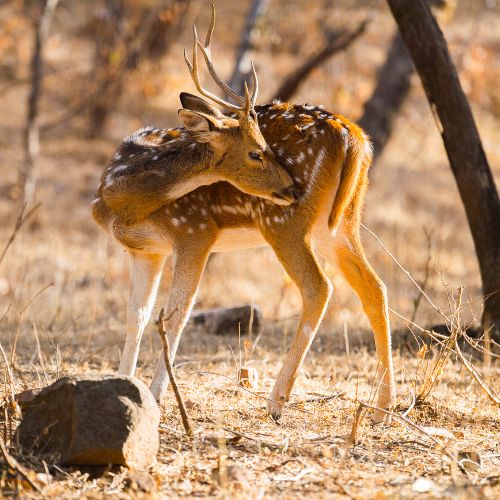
[180,4,297,205]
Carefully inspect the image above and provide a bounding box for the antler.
[184,4,258,114]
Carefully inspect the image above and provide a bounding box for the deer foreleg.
[150,238,215,401]
[119,252,166,376]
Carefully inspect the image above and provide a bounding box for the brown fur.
[93,100,396,424]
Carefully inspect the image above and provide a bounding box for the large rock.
[16,374,160,469]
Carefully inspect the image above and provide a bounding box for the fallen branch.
[157,308,192,438]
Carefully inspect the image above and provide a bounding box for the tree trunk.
[358,32,413,163]
[20,0,59,206]
[387,0,500,344]
[228,0,271,99]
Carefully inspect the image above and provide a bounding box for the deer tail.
[327,124,372,233]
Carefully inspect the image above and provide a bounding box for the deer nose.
[282,185,299,202]
[272,186,299,205]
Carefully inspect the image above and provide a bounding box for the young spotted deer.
[93,7,396,423]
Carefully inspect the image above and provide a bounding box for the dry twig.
[416,287,463,403]
[0,203,40,267]
[364,225,498,406]
[158,308,193,438]
[350,400,466,473]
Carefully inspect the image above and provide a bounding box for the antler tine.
[196,5,246,107]
[250,61,258,107]
[204,3,216,55]
[195,40,245,106]
[183,48,192,73]
[184,4,258,115]
[184,24,242,113]
[243,81,251,115]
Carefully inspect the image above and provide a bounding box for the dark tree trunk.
[358,32,413,163]
[387,0,500,343]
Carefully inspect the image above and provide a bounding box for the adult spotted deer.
[93,7,395,423]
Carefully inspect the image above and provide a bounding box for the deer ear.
[178,109,221,143]
[179,93,224,118]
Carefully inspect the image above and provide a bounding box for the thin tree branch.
[158,308,193,438]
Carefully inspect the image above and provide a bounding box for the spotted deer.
[93,7,395,423]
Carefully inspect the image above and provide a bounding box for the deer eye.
[248,151,262,161]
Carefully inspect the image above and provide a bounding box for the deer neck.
[166,141,218,198]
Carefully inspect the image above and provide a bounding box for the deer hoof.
[373,408,392,425]
[266,393,287,420]
[373,392,396,425]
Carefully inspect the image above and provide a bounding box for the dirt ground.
[0,0,499,498]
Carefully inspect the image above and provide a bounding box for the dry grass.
[0,0,499,497]
[1,328,499,498]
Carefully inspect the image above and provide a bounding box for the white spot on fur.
[305,147,326,198]
[172,218,180,226]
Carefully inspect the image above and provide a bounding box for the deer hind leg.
[119,251,166,376]
[331,228,396,423]
[150,236,216,402]
[266,232,333,419]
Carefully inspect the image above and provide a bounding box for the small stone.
[412,477,438,493]
[458,449,481,471]
[16,374,160,469]
[126,470,156,492]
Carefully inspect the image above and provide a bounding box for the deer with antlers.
[93,6,395,423]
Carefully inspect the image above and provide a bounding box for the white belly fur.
[213,228,268,252]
